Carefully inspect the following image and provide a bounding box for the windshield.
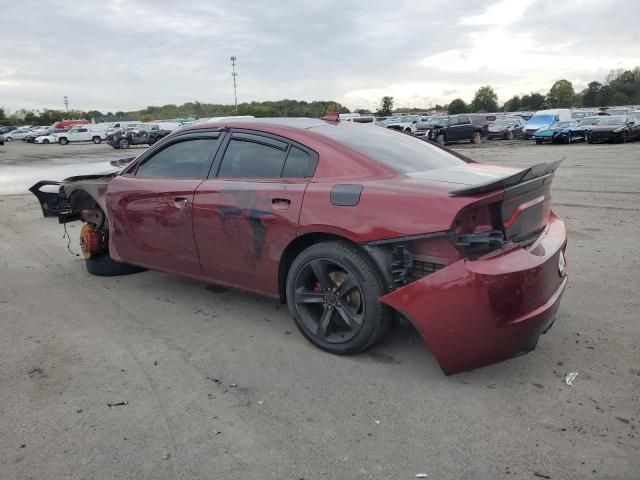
[598,116,626,125]
[494,119,517,127]
[528,114,556,126]
[579,117,600,126]
[554,122,573,128]
[313,123,466,173]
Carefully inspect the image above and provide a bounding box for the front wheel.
[85,254,146,276]
[92,136,102,144]
[506,131,514,140]
[119,138,130,149]
[43,139,50,144]
[471,132,482,144]
[535,138,542,145]
[286,241,390,355]
[435,134,445,145]
[5,137,12,142]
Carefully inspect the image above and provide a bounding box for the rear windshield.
[312,124,466,173]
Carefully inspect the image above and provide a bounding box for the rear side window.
[218,137,288,178]
[313,124,466,173]
[282,146,314,178]
[136,138,219,178]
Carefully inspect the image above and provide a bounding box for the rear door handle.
[272,198,291,210]
[174,197,188,208]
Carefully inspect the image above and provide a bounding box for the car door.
[106,133,222,276]
[457,115,473,140]
[67,128,84,142]
[446,116,461,141]
[192,131,317,297]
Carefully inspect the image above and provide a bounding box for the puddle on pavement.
[0,155,120,195]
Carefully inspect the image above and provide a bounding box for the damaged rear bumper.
[379,214,568,375]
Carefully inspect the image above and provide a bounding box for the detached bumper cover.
[379,214,568,374]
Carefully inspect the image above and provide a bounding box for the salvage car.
[586,115,640,143]
[385,115,420,134]
[34,128,68,144]
[533,120,587,144]
[486,117,526,140]
[30,118,568,375]
[424,115,484,145]
[107,124,170,149]
[3,128,33,141]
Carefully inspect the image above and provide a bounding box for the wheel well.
[278,232,384,303]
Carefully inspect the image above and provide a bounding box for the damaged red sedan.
[31,118,568,374]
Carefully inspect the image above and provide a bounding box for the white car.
[35,128,69,144]
[55,126,107,145]
[4,128,33,141]
[384,115,420,134]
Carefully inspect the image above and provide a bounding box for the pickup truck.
[55,126,107,145]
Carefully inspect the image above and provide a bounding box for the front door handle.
[174,197,188,208]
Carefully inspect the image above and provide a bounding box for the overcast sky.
[1,0,639,113]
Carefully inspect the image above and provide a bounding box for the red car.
[31,118,568,374]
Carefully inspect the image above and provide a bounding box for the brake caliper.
[79,224,102,259]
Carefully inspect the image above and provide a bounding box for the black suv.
[421,115,484,145]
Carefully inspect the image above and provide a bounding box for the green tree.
[503,95,521,112]
[377,96,394,116]
[581,82,603,107]
[470,86,498,112]
[546,79,575,108]
[447,98,468,114]
[520,93,545,111]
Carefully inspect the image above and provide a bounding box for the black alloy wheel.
[286,241,389,355]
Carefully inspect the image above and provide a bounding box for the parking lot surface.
[0,141,638,479]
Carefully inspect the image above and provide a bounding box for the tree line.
[444,67,640,115]
[0,100,350,126]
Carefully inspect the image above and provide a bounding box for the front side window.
[218,136,288,178]
[136,137,219,178]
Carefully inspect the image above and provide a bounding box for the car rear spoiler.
[449,159,563,197]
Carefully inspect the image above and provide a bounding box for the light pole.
[230,56,238,114]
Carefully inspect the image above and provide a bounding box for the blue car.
[534,121,586,144]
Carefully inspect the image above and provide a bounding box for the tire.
[621,132,628,144]
[471,132,482,144]
[506,131,514,140]
[59,137,69,145]
[119,138,130,149]
[5,137,12,142]
[285,241,391,355]
[85,253,146,277]
[43,139,50,144]
[535,138,542,145]
[92,136,102,144]
[435,134,445,146]
[586,134,593,144]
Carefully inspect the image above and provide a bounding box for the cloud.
[1,0,638,113]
